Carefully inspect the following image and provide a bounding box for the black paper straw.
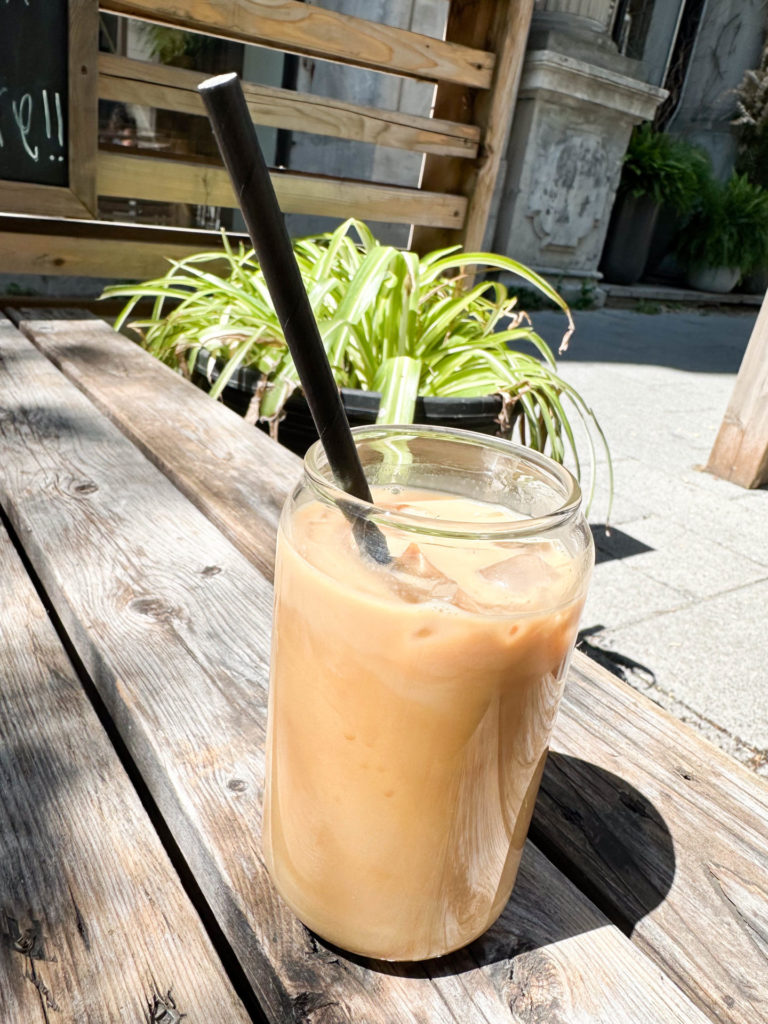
[199,72,389,564]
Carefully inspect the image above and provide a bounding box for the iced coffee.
[263,426,593,961]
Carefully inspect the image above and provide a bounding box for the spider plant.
[103,219,611,512]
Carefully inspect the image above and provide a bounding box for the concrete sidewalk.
[531,306,767,777]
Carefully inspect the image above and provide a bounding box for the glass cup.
[263,425,594,960]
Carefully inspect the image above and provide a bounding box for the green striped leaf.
[375,356,422,425]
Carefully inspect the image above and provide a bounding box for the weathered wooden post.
[707,291,768,489]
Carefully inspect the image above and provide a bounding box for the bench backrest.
[0,0,533,281]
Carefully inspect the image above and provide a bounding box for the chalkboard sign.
[0,0,70,187]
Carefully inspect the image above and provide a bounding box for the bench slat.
[0,525,252,1023]
[96,150,467,229]
[98,54,481,159]
[0,316,712,1022]
[0,227,234,282]
[12,311,768,1024]
[100,0,495,89]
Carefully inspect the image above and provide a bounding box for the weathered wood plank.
[0,227,231,281]
[100,0,495,89]
[0,213,248,281]
[0,316,711,1022]
[537,656,768,1024]
[98,54,480,159]
[412,0,534,252]
[96,151,467,229]
[6,313,293,579]
[0,180,95,219]
[707,290,768,488]
[459,0,534,252]
[0,525,253,1023]
[13,311,768,1024]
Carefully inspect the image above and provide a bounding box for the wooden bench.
[1,0,533,282]
[1,309,767,1022]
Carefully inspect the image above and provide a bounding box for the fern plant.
[620,123,710,214]
[676,173,768,272]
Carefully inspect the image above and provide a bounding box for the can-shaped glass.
[263,425,594,960]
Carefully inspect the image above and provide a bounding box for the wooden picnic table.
[1,308,766,1024]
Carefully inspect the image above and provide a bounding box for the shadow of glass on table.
[529,752,675,939]
[312,754,674,979]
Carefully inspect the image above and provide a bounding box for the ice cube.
[480,546,559,593]
[389,543,481,610]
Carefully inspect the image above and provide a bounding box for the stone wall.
[668,0,767,179]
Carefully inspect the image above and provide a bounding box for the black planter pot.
[645,205,685,280]
[600,193,661,286]
[192,350,507,458]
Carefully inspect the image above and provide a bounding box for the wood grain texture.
[0,212,249,282]
[0,525,252,1023]
[12,312,768,1024]
[458,0,533,252]
[99,0,495,88]
[96,150,467,229]
[0,227,235,281]
[536,654,768,1024]
[9,312,296,579]
[0,180,94,219]
[0,316,712,1022]
[0,227,234,280]
[98,54,480,159]
[707,289,768,488]
[411,0,534,253]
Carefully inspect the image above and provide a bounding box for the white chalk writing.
[0,88,65,163]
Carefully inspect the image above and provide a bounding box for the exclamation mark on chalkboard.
[55,91,64,160]
[44,89,65,163]
[43,89,52,145]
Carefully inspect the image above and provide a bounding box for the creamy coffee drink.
[263,483,590,960]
